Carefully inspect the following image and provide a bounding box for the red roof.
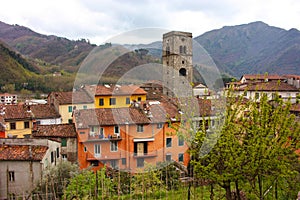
[0,145,48,161]
[49,90,93,105]
[94,85,147,96]
[33,124,77,138]
[242,74,284,81]
[236,81,299,92]
[30,104,60,119]
[2,104,34,120]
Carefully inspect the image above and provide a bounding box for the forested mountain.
[195,21,300,77]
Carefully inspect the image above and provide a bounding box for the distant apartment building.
[87,84,147,109]
[228,74,300,103]
[73,99,190,172]
[0,93,17,105]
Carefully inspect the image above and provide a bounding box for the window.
[157,123,163,129]
[166,154,172,162]
[109,98,116,105]
[10,122,16,130]
[61,138,67,147]
[137,97,142,102]
[24,121,30,129]
[137,158,144,168]
[110,141,118,152]
[166,138,172,148]
[126,97,130,104]
[179,68,187,76]
[137,125,144,132]
[56,147,60,158]
[68,119,73,124]
[68,106,73,113]
[178,153,184,162]
[80,131,85,135]
[94,144,101,156]
[99,127,104,138]
[51,151,55,163]
[84,146,87,152]
[179,45,183,54]
[8,171,15,182]
[99,98,104,106]
[183,46,186,54]
[178,136,184,146]
[62,154,67,161]
[182,60,185,64]
[111,160,118,169]
[83,105,87,109]
[122,158,126,165]
[91,160,99,166]
[114,126,120,135]
[166,46,170,55]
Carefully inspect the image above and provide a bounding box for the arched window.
[179,46,183,54]
[166,46,170,55]
[179,68,187,76]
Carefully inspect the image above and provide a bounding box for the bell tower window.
[179,68,187,76]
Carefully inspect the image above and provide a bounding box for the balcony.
[133,150,158,158]
[87,133,122,142]
[86,152,122,161]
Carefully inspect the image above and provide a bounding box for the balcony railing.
[133,150,158,158]
[86,152,122,161]
[87,133,122,141]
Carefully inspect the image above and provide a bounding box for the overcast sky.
[0,0,299,45]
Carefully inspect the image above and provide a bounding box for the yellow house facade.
[94,85,147,108]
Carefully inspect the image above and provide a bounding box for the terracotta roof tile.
[0,145,48,161]
[1,104,34,120]
[33,124,77,138]
[74,107,150,128]
[94,85,147,96]
[236,81,299,92]
[30,104,60,119]
[49,90,94,105]
[242,74,284,81]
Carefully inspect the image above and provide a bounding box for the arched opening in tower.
[179,68,187,76]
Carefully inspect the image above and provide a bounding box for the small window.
[111,160,118,169]
[91,160,99,166]
[157,123,163,129]
[178,153,184,162]
[137,158,144,168]
[83,105,87,109]
[24,121,30,129]
[10,122,16,130]
[110,141,118,152]
[51,151,55,163]
[178,136,184,146]
[56,147,60,158]
[166,154,172,162]
[110,98,116,105]
[122,158,126,165]
[61,138,67,147]
[182,60,185,64]
[99,98,104,106]
[137,97,142,102]
[68,119,73,124]
[126,97,130,105]
[62,154,67,161]
[166,46,170,55]
[68,106,73,113]
[94,144,101,156]
[80,131,85,135]
[8,171,15,182]
[114,126,120,134]
[137,125,144,132]
[166,138,172,148]
[179,46,183,54]
[84,146,87,152]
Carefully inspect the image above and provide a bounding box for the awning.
[133,137,155,142]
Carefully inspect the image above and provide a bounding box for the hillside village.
[0,31,299,199]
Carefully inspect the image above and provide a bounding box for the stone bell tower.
[162,31,193,97]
